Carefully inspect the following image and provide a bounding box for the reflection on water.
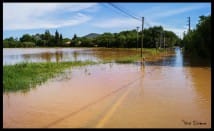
[3,47,211,128]
[174,47,183,66]
[145,47,210,68]
[3,48,100,65]
[3,48,142,65]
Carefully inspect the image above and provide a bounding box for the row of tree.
[71,26,180,48]
[3,30,65,48]
[4,26,180,49]
[181,15,211,58]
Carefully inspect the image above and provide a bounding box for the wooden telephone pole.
[136,26,139,50]
[141,17,144,58]
[187,16,191,32]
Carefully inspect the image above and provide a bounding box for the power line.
[101,3,156,31]
[114,4,141,19]
[105,3,153,29]
[100,3,127,17]
[108,3,141,21]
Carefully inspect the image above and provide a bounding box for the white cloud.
[57,3,98,12]
[3,3,97,30]
[154,5,207,19]
[139,4,208,20]
[92,18,141,28]
[4,12,91,30]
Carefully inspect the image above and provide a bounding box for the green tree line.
[181,15,211,58]
[3,30,65,48]
[4,26,180,49]
[71,26,180,48]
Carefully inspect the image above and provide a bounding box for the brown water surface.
[3,47,211,128]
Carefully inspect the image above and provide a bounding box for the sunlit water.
[3,48,139,65]
[3,48,101,65]
[3,47,211,128]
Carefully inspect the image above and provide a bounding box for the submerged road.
[3,48,211,128]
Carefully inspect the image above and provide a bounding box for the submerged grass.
[3,48,171,92]
[3,61,96,92]
[101,48,167,64]
[114,55,140,64]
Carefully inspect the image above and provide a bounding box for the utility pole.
[106,38,109,48]
[159,32,162,49]
[141,17,144,58]
[163,31,165,50]
[183,31,186,50]
[187,16,191,33]
[136,26,139,50]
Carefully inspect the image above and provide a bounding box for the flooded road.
[3,48,211,128]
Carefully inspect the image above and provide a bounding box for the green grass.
[101,55,140,64]
[114,55,141,64]
[3,61,96,92]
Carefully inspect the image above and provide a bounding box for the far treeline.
[3,15,210,58]
[3,27,179,49]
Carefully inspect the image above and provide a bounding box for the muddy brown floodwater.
[3,47,211,128]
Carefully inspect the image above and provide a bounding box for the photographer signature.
[182,120,207,126]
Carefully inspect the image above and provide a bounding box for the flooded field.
[3,48,139,65]
[3,48,211,128]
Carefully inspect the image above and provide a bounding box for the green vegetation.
[3,30,65,48]
[91,26,179,48]
[101,54,140,64]
[181,15,211,59]
[3,47,170,92]
[101,48,167,64]
[3,61,96,92]
[3,26,179,48]
[114,55,140,64]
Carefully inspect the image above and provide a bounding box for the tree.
[94,33,114,47]
[3,37,21,47]
[44,30,51,46]
[59,34,63,46]
[22,42,36,47]
[117,34,126,48]
[3,25,181,48]
[72,34,77,40]
[164,30,178,48]
[55,30,60,46]
[182,15,211,58]
[20,34,33,42]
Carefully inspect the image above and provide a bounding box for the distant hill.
[83,33,100,38]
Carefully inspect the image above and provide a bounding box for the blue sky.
[3,2,211,39]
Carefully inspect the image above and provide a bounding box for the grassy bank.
[3,61,96,92]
